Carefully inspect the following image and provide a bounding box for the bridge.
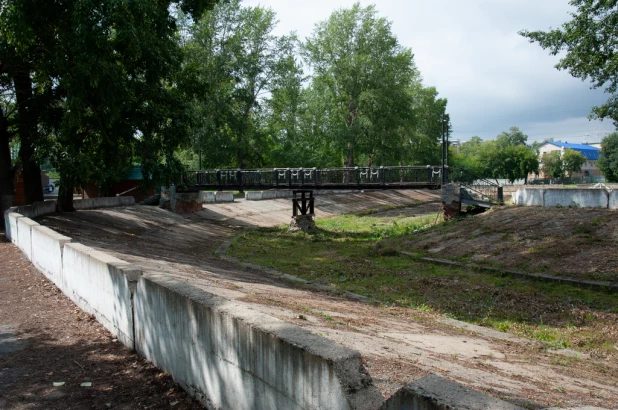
[180,166,504,208]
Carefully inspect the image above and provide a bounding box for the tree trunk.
[0,108,14,227]
[14,68,43,204]
[56,180,76,213]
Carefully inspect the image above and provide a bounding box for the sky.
[243,0,616,144]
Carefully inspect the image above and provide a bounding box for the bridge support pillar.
[441,183,461,220]
[289,190,315,232]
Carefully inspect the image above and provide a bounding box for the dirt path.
[30,191,618,409]
[0,239,204,410]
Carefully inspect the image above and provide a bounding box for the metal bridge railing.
[180,166,442,190]
[448,167,503,205]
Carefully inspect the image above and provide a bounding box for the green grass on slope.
[228,213,618,358]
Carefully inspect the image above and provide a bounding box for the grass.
[228,213,618,357]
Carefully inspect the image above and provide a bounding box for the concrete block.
[383,374,523,410]
[4,209,20,243]
[73,198,94,210]
[31,226,71,287]
[215,191,234,202]
[62,243,140,348]
[199,191,216,203]
[543,189,608,208]
[135,277,384,410]
[74,197,134,210]
[31,200,56,217]
[244,191,263,200]
[609,190,618,209]
[275,190,293,199]
[513,189,544,206]
[118,196,135,207]
[16,217,40,261]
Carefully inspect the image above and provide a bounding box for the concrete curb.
[383,374,524,410]
[3,197,136,242]
[400,252,618,293]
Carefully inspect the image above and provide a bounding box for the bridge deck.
[180,166,442,192]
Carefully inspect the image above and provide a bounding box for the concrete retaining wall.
[31,226,71,287]
[198,191,216,202]
[62,243,141,348]
[16,217,40,261]
[383,375,522,410]
[512,189,544,206]
[74,196,135,210]
[214,191,234,202]
[10,200,57,219]
[609,190,618,209]
[135,276,384,410]
[543,189,608,208]
[514,188,611,208]
[6,212,21,245]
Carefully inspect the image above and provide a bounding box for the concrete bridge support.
[441,183,461,220]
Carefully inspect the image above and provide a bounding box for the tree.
[0,0,218,212]
[302,3,421,168]
[520,1,618,124]
[456,128,538,183]
[184,0,297,169]
[495,126,528,148]
[542,148,586,179]
[542,151,565,179]
[562,148,586,176]
[597,132,618,182]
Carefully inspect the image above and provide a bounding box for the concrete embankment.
[3,196,526,410]
[513,188,616,209]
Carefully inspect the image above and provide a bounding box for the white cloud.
[243,0,616,142]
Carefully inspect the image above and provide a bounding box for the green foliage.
[520,0,618,124]
[562,148,586,176]
[542,151,565,179]
[229,213,618,355]
[454,127,538,182]
[542,149,586,179]
[0,0,219,206]
[301,3,445,168]
[183,0,298,169]
[597,132,618,182]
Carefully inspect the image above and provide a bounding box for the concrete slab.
[543,189,608,208]
[5,211,21,245]
[62,243,137,348]
[609,190,618,209]
[215,191,234,202]
[16,217,40,261]
[513,189,544,206]
[31,226,71,287]
[383,374,524,410]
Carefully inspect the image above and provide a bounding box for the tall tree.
[542,151,565,179]
[542,148,585,179]
[302,3,420,168]
[185,0,297,169]
[562,148,586,176]
[520,1,618,124]
[0,0,217,211]
[597,131,618,182]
